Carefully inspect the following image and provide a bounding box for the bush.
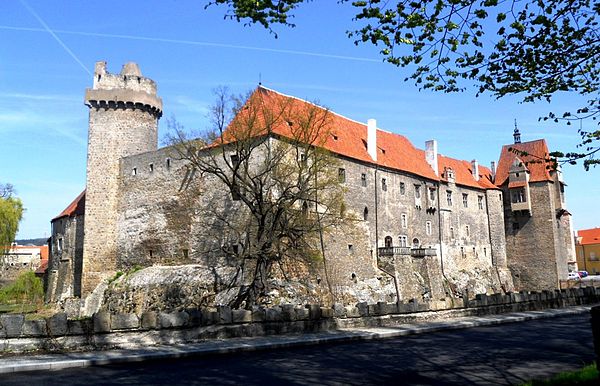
[0,271,44,306]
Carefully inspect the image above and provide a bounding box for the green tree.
[0,183,24,255]
[169,88,347,308]
[207,0,599,168]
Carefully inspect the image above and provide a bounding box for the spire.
[513,119,521,144]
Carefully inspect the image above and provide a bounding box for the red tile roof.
[52,190,85,221]
[233,87,495,189]
[578,228,600,245]
[495,140,553,186]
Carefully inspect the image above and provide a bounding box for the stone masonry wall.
[504,182,560,290]
[2,286,599,354]
[45,214,84,302]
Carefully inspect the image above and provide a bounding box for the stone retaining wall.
[2,286,599,354]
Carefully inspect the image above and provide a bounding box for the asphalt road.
[1,313,594,386]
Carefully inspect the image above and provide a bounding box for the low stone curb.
[0,305,591,375]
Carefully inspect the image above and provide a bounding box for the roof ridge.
[258,85,397,135]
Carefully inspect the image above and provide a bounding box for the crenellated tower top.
[84,61,162,118]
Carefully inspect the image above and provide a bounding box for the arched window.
[384,236,393,248]
[363,207,369,221]
[412,238,420,248]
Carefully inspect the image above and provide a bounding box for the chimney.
[367,118,377,162]
[471,159,479,181]
[425,140,438,176]
[490,161,496,181]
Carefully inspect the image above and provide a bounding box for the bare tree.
[168,87,348,308]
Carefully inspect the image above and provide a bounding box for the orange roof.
[231,87,493,189]
[438,155,498,190]
[35,259,48,275]
[52,190,86,221]
[495,140,553,186]
[578,228,600,245]
[508,180,528,188]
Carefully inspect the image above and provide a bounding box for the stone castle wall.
[112,134,510,307]
[45,214,84,302]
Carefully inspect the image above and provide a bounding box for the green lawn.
[523,363,598,385]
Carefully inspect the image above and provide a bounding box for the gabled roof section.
[495,139,553,186]
[437,155,497,190]
[232,86,491,187]
[578,228,600,245]
[52,190,86,221]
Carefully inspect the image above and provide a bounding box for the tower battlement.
[84,61,162,118]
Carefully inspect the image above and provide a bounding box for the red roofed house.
[47,62,576,312]
[576,228,600,274]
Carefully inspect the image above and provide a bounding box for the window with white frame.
[447,190,452,206]
[399,182,405,195]
[382,178,387,191]
[399,235,408,247]
[478,195,484,209]
[401,214,408,228]
[429,188,436,201]
[462,193,468,208]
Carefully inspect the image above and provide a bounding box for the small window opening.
[166,158,171,169]
[232,244,239,254]
[478,195,483,210]
[231,183,241,201]
[400,182,405,195]
[149,163,154,172]
[363,207,369,221]
[414,184,421,199]
[460,247,465,257]
[465,225,470,237]
[484,248,487,257]
[450,227,455,239]
[351,272,356,279]
[302,201,309,217]
[338,168,346,183]
[412,238,420,248]
[381,178,387,191]
[149,250,154,259]
[361,173,367,187]
[332,133,338,140]
[348,244,354,253]
[462,193,468,208]
[132,167,137,176]
[230,154,240,168]
[426,221,432,235]
[401,214,407,228]
[182,249,189,259]
[447,191,453,206]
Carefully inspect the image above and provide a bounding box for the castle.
[45,62,577,312]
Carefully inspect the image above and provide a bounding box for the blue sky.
[1,0,597,239]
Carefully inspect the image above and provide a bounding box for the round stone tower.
[82,61,162,298]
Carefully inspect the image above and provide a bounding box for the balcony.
[378,247,436,258]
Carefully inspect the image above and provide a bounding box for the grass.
[522,363,599,385]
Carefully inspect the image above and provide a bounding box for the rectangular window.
[414,184,421,199]
[231,183,241,201]
[348,244,354,253]
[447,191,453,206]
[483,247,487,257]
[57,237,63,252]
[132,167,137,176]
[511,188,526,203]
[465,225,470,237]
[182,249,189,259]
[361,173,367,187]
[429,188,436,201]
[399,182,405,195]
[591,252,597,261]
[460,246,465,257]
[399,235,408,247]
[401,214,408,228]
[338,168,346,183]
[166,158,171,169]
[382,178,387,191]
[478,196,484,210]
[230,154,240,168]
[149,163,154,172]
[426,221,432,235]
[299,153,307,165]
[462,193,468,208]
[450,226,455,239]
